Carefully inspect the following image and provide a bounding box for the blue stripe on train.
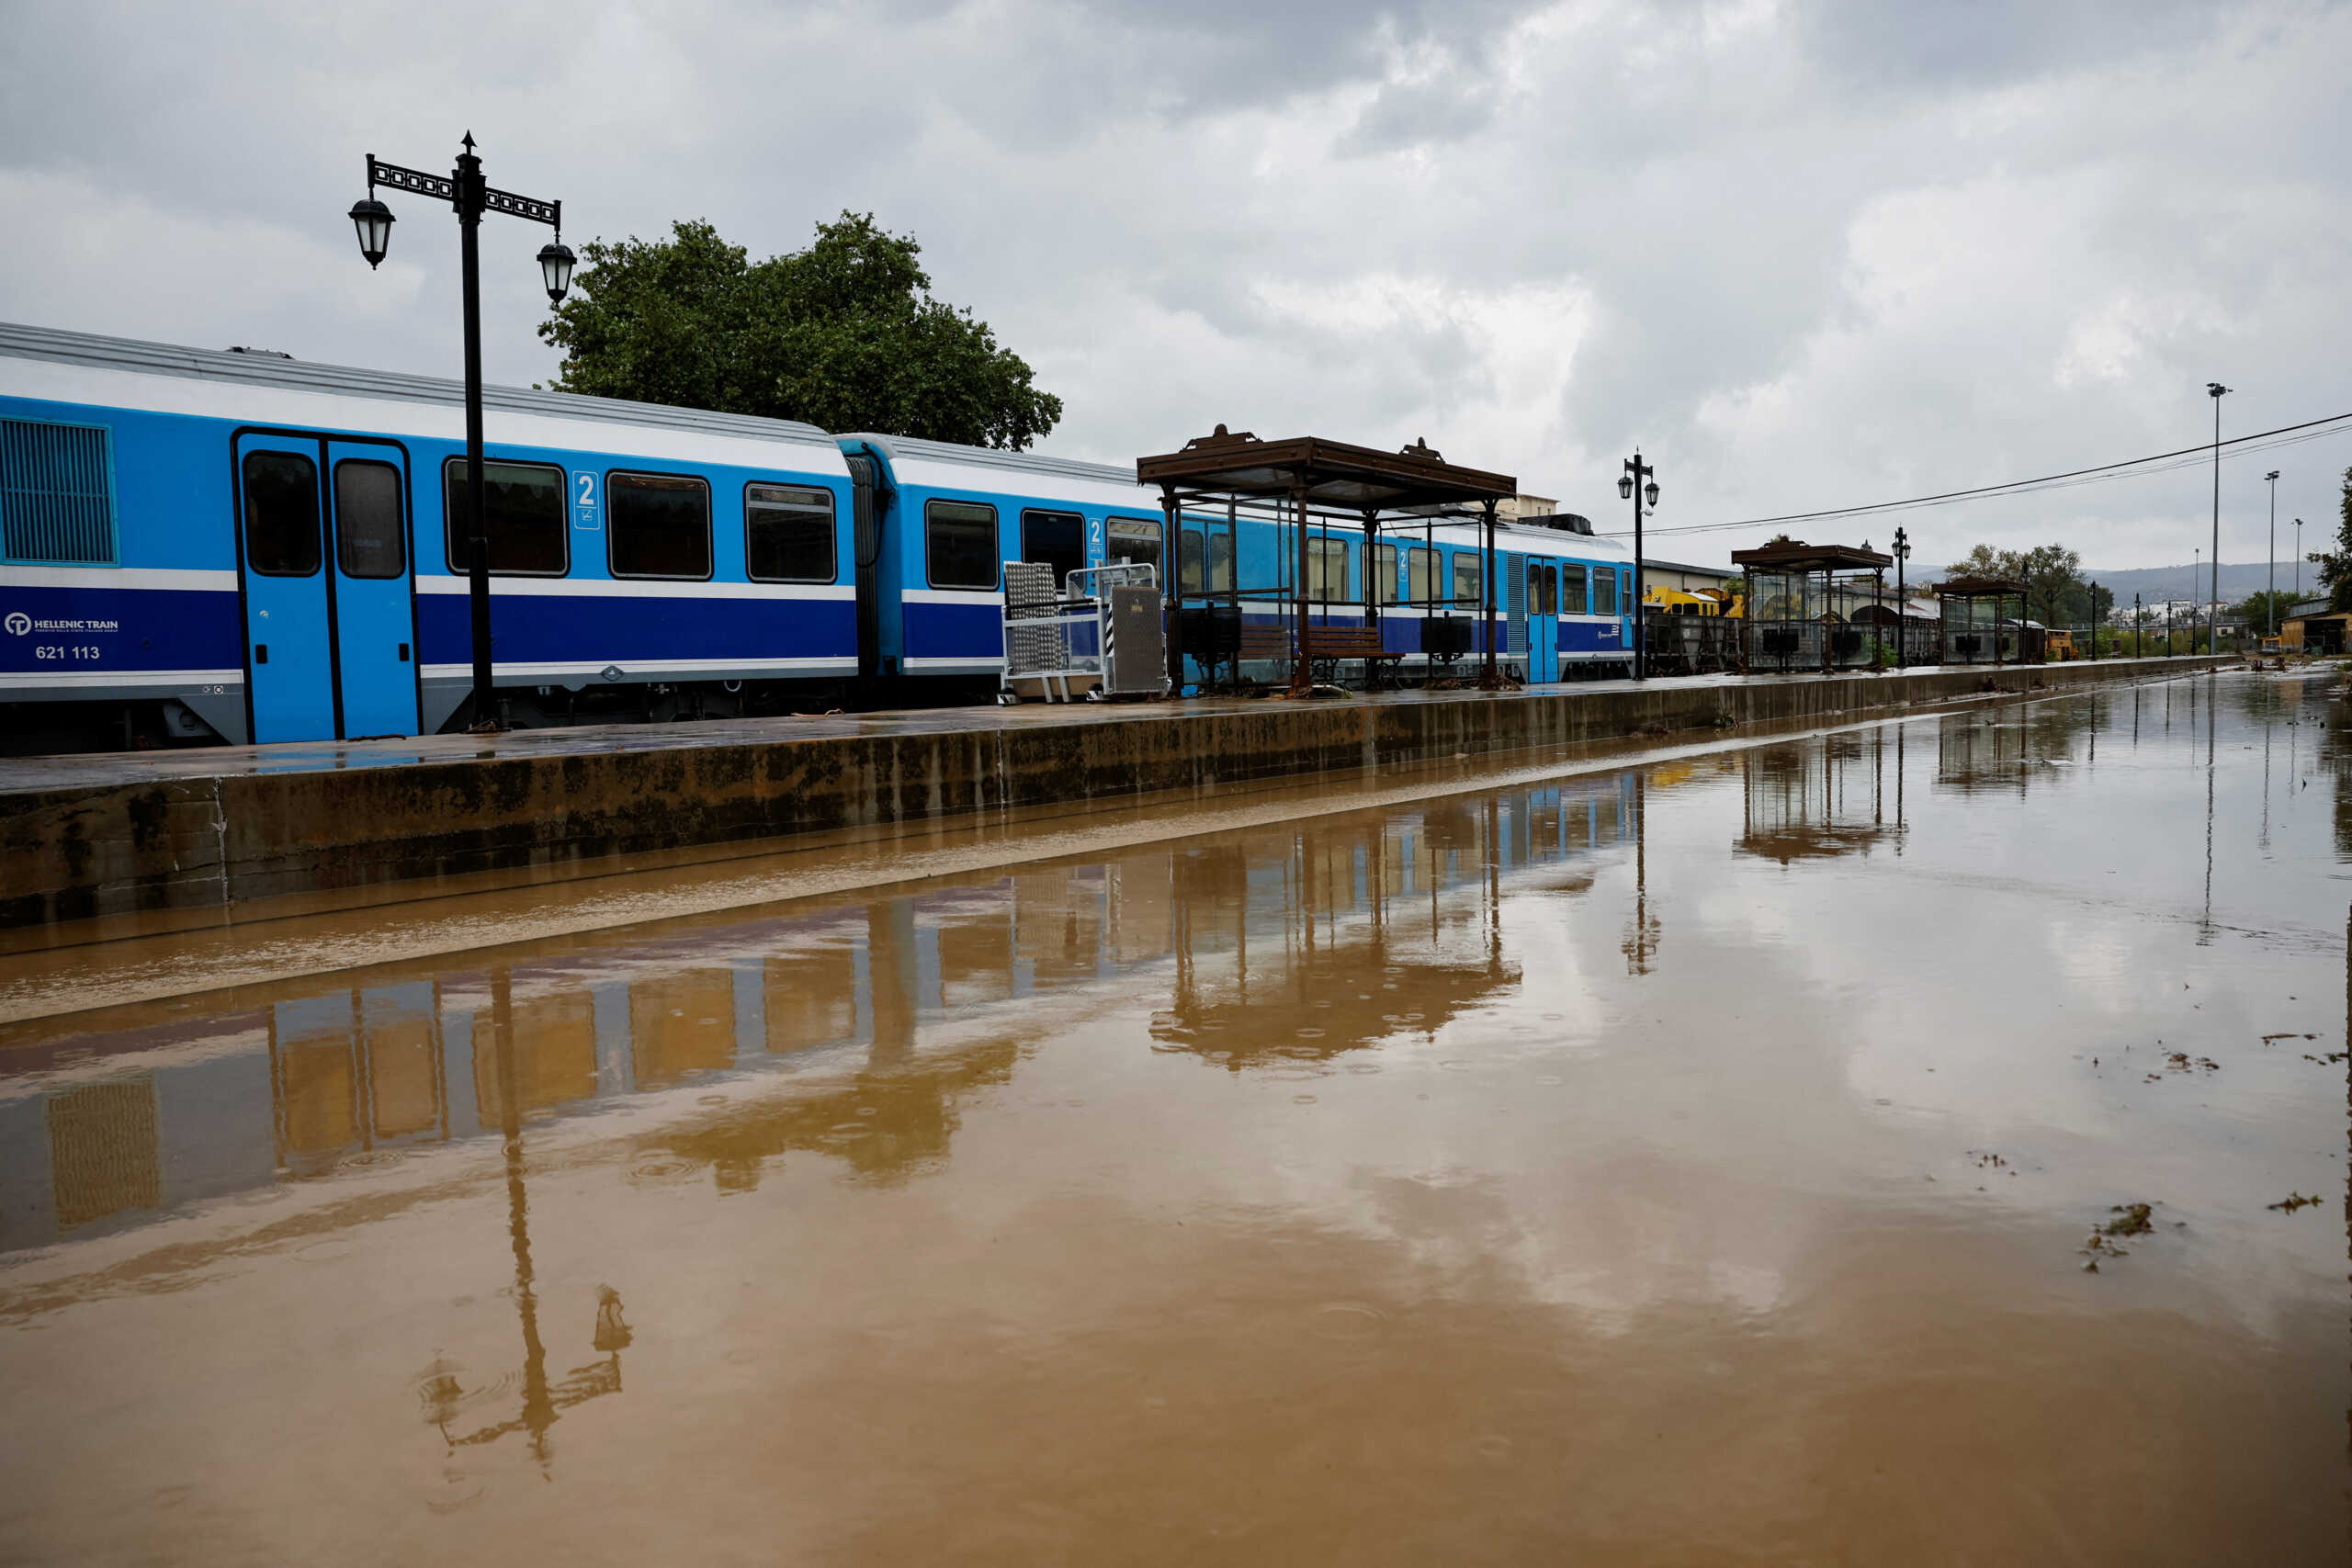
[903,600,1002,662]
[0,586,243,674]
[414,592,856,666]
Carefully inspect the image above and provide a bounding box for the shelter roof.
[1730,539,1893,572]
[1136,425,1515,513]
[1939,574,2029,596]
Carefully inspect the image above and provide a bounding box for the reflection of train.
[0,771,1637,1251]
[1,322,1633,750]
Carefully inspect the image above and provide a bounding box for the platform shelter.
[1937,576,2031,665]
[1729,540,1894,674]
[1136,427,1517,694]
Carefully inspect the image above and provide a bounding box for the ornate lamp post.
[350,134,574,731]
[1619,453,1658,679]
[1891,527,1911,668]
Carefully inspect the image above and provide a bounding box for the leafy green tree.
[2305,463,2352,612]
[1942,542,2109,626]
[539,214,1064,450]
[2230,588,2301,636]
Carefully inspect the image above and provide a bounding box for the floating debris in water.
[2266,1193,2323,1214]
[2301,1052,2348,1066]
[2100,1203,2154,1237]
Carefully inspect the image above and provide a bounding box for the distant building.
[2282,597,2347,653]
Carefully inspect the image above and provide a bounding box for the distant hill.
[2083,562,2312,604]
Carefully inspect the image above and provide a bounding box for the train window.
[1105,516,1162,580]
[1593,567,1619,616]
[1527,562,1550,616]
[745,483,835,582]
[1180,529,1205,594]
[926,499,1000,590]
[608,471,712,579]
[1306,536,1351,603]
[1451,553,1482,608]
[332,459,405,580]
[242,449,321,577]
[1,418,117,565]
[1407,546,1437,604]
[1373,542,1400,604]
[1560,563,1588,614]
[443,458,566,575]
[1208,529,1235,592]
[1021,510,1085,588]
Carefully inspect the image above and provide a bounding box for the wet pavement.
[0,658,2206,794]
[0,670,2343,1564]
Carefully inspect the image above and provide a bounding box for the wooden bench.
[1237,626,1293,660]
[1300,626,1385,660]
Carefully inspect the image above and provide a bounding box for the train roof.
[837,432,1139,490]
[0,321,839,450]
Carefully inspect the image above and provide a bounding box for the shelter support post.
[1480,498,1499,688]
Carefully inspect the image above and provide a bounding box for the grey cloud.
[1,0,2348,565]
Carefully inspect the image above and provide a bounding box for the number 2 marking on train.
[1089,517,1102,560]
[572,470,600,530]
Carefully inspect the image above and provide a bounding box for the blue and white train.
[0,322,1634,750]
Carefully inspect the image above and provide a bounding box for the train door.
[234,433,337,743]
[323,439,417,738]
[1528,561,1558,682]
[844,451,883,677]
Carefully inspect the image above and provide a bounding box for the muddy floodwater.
[1,673,2346,1564]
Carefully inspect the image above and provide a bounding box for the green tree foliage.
[539,215,1064,450]
[2304,463,2352,612]
[1942,542,2111,626]
[2229,589,2301,635]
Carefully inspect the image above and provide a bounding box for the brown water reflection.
[0,674,2344,1563]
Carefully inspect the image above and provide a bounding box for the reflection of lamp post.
[352,136,575,731]
[1892,528,1911,668]
[1619,454,1659,680]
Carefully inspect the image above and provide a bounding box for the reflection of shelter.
[1737,731,1904,863]
[1937,576,2032,665]
[1136,426,1516,694]
[1731,540,1894,673]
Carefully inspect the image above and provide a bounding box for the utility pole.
[2265,469,2280,641]
[2207,382,2230,657]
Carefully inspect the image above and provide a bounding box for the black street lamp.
[351,134,573,731]
[1892,526,1911,668]
[1619,453,1658,679]
[2206,381,2229,658]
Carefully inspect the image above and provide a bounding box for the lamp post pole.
[1892,527,1910,669]
[2206,382,2229,658]
[2265,469,2280,642]
[350,135,574,732]
[2295,518,2304,602]
[1620,453,1658,680]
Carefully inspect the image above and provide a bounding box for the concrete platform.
[0,658,2224,931]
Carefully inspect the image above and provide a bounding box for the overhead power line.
[1597,410,2352,539]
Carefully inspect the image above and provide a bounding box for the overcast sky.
[4,0,2348,570]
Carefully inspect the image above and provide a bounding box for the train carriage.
[2,321,1640,750]
[0,323,856,746]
